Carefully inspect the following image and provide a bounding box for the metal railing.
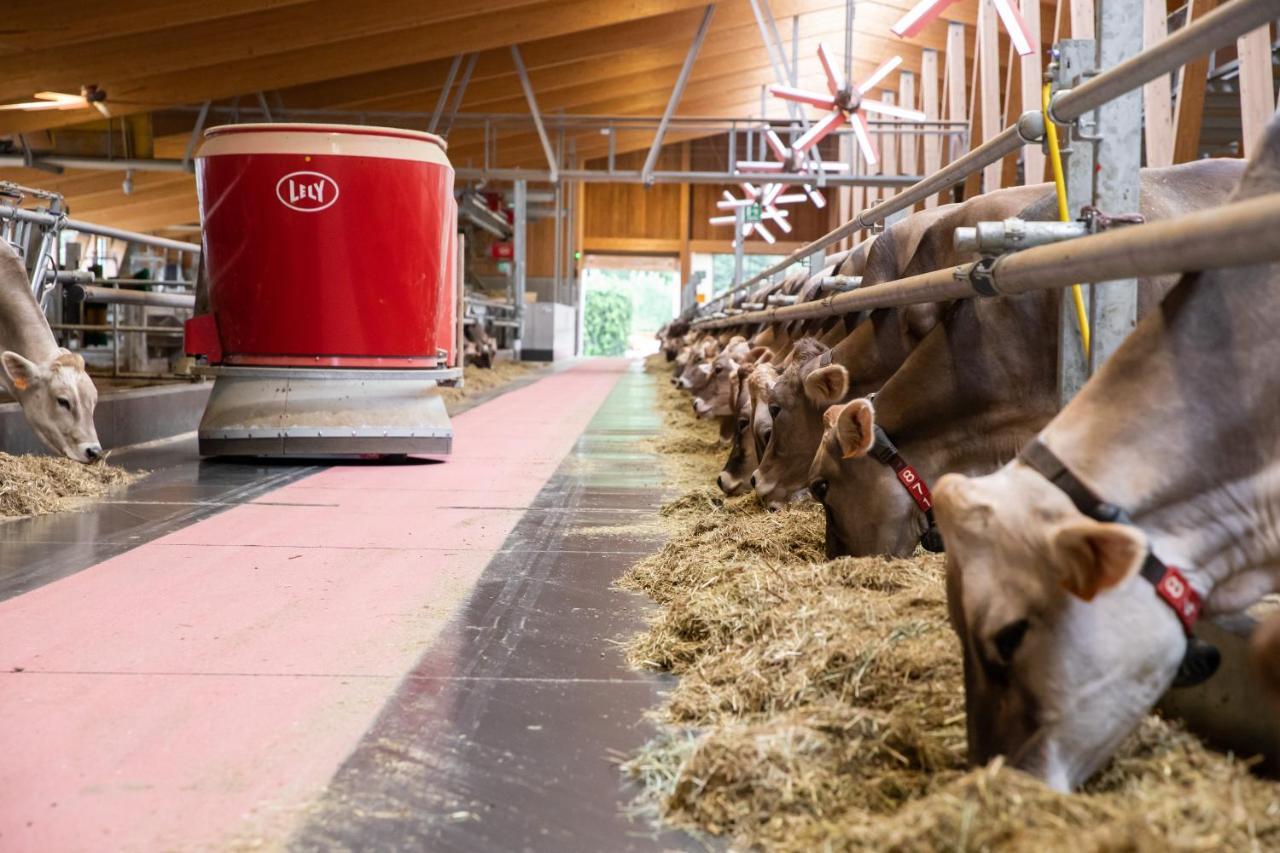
[694,0,1278,322]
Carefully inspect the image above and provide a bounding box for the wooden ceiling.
[0,0,1051,232]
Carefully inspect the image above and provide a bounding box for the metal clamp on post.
[967,256,1000,296]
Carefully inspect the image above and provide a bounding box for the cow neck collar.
[1018,437,1220,688]
[865,418,945,554]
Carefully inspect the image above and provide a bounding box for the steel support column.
[513,179,528,357]
[1088,0,1142,375]
[1055,40,1095,404]
[642,5,715,184]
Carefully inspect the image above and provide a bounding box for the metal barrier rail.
[697,0,1276,318]
[0,204,201,254]
[693,192,1280,329]
[66,284,196,309]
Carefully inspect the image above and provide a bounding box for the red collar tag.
[1153,565,1202,634]
[890,457,934,514]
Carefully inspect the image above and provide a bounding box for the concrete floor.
[0,360,693,852]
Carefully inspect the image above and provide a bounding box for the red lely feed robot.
[184,123,461,456]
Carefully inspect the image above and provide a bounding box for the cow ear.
[804,364,849,406]
[826,398,875,459]
[745,346,770,364]
[1051,519,1147,602]
[1,351,39,392]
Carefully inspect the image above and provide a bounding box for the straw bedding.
[618,353,1280,851]
[436,361,540,406]
[0,453,140,518]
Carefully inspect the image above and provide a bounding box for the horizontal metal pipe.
[64,217,202,253]
[454,168,922,188]
[66,284,195,308]
[0,155,191,173]
[0,204,202,253]
[1053,0,1277,122]
[51,323,184,335]
[693,192,1280,329]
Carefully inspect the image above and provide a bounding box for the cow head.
[675,339,718,391]
[717,364,758,496]
[805,397,923,556]
[693,342,751,419]
[753,343,846,506]
[933,462,1186,792]
[3,349,102,463]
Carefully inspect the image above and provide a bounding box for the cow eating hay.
[0,453,140,518]
[620,356,1280,850]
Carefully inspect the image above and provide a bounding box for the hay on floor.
[617,356,1280,851]
[0,454,141,518]
[435,361,540,407]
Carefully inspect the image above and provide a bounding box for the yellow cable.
[1042,81,1090,359]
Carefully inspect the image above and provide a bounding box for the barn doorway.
[580,254,680,357]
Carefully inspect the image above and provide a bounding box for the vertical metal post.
[553,180,563,305]
[513,179,527,358]
[1087,0,1141,375]
[733,208,745,287]
[1055,40,1095,404]
[807,248,825,278]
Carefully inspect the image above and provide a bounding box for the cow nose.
[750,473,757,489]
[84,444,102,461]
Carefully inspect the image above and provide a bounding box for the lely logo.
[276,171,339,212]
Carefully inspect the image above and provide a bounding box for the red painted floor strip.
[0,360,627,852]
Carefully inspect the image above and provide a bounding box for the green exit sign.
[745,203,763,223]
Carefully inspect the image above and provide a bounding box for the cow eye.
[810,479,829,501]
[736,417,749,434]
[714,365,724,374]
[993,619,1030,664]
[57,397,72,410]
[768,404,781,419]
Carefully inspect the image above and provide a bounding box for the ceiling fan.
[769,43,926,168]
[0,86,112,118]
[709,183,802,244]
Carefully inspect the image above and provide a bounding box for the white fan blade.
[740,182,759,199]
[764,211,793,234]
[769,84,837,111]
[717,199,753,210]
[772,193,808,205]
[816,42,846,96]
[762,183,788,206]
[0,92,84,112]
[860,99,927,122]
[736,160,785,173]
[753,223,776,244]
[857,57,904,96]
[992,0,1037,57]
[794,109,846,154]
[890,0,957,38]
[850,113,878,167]
[742,222,755,238]
[817,160,850,172]
[764,129,790,162]
[709,215,737,225]
[803,185,828,209]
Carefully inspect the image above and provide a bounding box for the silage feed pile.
[436,361,540,407]
[0,453,141,518]
[619,353,1280,851]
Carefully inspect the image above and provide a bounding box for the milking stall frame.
[682,0,1280,762]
